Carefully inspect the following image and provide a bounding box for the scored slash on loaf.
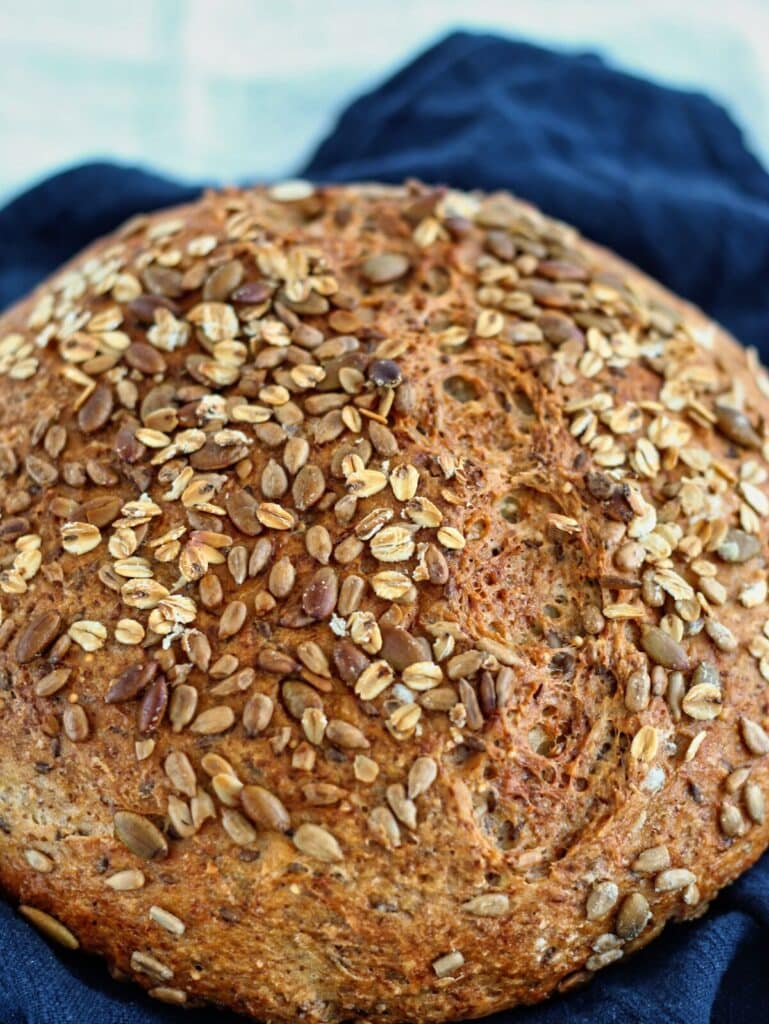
[1,180,769,1022]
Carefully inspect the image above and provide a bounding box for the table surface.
[1,0,768,205]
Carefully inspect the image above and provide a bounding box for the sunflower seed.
[632,845,670,874]
[19,906,79,949]
[106,662,158,704]
[219,600,247,639]
[34,668,71,698]
[130,950,173,982]
[302,567,338,619]
[190,705,235,735]
[386,784,417,829]
[24,849,54,873]
[241,785,291,832]
[105,869,145,891]
[164,751,197,798]
[714,404,761,449]
[407,756,438,799]
[432,951,464,978]
[114,811,168,861]
[640,625,689,670]
[655,868,696,892]
[63,704,89,742]
[360,253,410,284]
[720,802,746,836]
[282,680,322,719]
[741,716,769,756]
[745,782,765,824]
[624,669,650,712]
[292,822,343,862]
[148,986,187,1006]
[268,556,295,598]
[221,808,257,846]
[169,684,198,732]
[586,881,619,920]
[616,893,651,941]
[78,384,113,433]
[15,611,61,663]
[325,718,370,749]
[149,906,185,936]
[460,894,510,917]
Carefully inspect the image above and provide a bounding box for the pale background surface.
[1,0,768,205]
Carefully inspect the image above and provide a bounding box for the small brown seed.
[15,611,61,664]
[138,676,168,734]
[333,639,370,684]
[305,524,332,564]
[62,704,89,742]
[78,384,113,433]
[714,404,762,449]
[616,893,651,941]
[105,661,159,703]
[241,785,291,832]
[225,489,262,536]
[325,718,369,749]
[381,625,424,671]
[640,625,689,670]
[282,680,322,719]
[360,253,410,285]
[114,811,168,861]
[302,567,338,619]
[292,464,326,510]
[34,668,71,698]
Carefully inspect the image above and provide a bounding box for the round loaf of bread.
[1,181,769,1022]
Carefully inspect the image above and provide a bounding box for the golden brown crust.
[1,181,769,1022]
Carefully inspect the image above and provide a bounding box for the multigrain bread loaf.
[1,180,769,1023]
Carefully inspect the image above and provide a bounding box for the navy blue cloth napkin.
[2,29,769,1024]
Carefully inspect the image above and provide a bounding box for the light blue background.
[2,0,768,204]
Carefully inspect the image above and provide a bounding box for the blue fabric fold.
[2,28,769,1024]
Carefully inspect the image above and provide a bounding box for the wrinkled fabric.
[1,29,769,1024]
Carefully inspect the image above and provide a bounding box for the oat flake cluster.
[2,182,769,1023]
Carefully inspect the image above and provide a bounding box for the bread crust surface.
[1,181,768,1022]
